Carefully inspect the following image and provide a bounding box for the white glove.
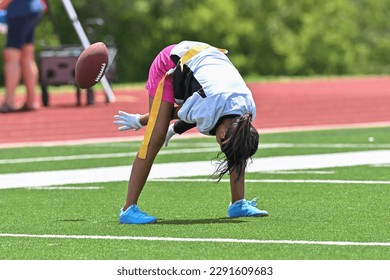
[164,123,176,146]
[113,110,143,131]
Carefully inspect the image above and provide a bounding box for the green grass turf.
[0,127,390,259]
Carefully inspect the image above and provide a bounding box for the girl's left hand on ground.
[164,123,176,146]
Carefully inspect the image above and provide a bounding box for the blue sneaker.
[119,204,158,224]
[228,198,269,218]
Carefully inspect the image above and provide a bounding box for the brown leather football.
[75,42,108,89]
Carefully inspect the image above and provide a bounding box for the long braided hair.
[213,112,259,182]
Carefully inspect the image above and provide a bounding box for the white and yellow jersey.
[170,41,256,135]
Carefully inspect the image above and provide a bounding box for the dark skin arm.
[170,105,196,134]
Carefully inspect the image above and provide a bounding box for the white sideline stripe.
[0,132,207,148]
[2,150,390,189]
[263,143,390,149]
[150,178,390,185]
[262,170,336,174]
[2,143,390,165]
[1,120,390,148]
[24,186,104,190]
[372,164,390,167]
[0,147,219,164]
[0,233,389,247]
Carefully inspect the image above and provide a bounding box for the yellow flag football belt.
[138,45,228,159]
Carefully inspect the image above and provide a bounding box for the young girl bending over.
[114,41,268,224]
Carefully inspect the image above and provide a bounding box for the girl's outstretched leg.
[119,100,173,224]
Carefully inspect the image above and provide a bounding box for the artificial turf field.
[0,126,389,260]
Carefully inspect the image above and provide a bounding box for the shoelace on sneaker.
[247,197,258,207]
[131,205,150,217]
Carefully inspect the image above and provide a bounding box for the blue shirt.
[7,0,43,18]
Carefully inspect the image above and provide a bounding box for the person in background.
[0,0,44,113]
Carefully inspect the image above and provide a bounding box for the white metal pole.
[61,0,115,102]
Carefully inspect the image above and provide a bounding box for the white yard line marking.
[254,150,390,172]
[0,153,133,164]
[261,170,335,174]
[1,150,390,189]
[0,233,389,247]
[0,148,219,164]
[150,178,390,185]
[24,186,104,190]
[2,143,390,165]
[262,143,390,149]
[371,164,390,167]
[1,120,390,148]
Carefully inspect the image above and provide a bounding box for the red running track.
[1,76,390,146]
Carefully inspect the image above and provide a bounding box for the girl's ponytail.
[213,112,259,182]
